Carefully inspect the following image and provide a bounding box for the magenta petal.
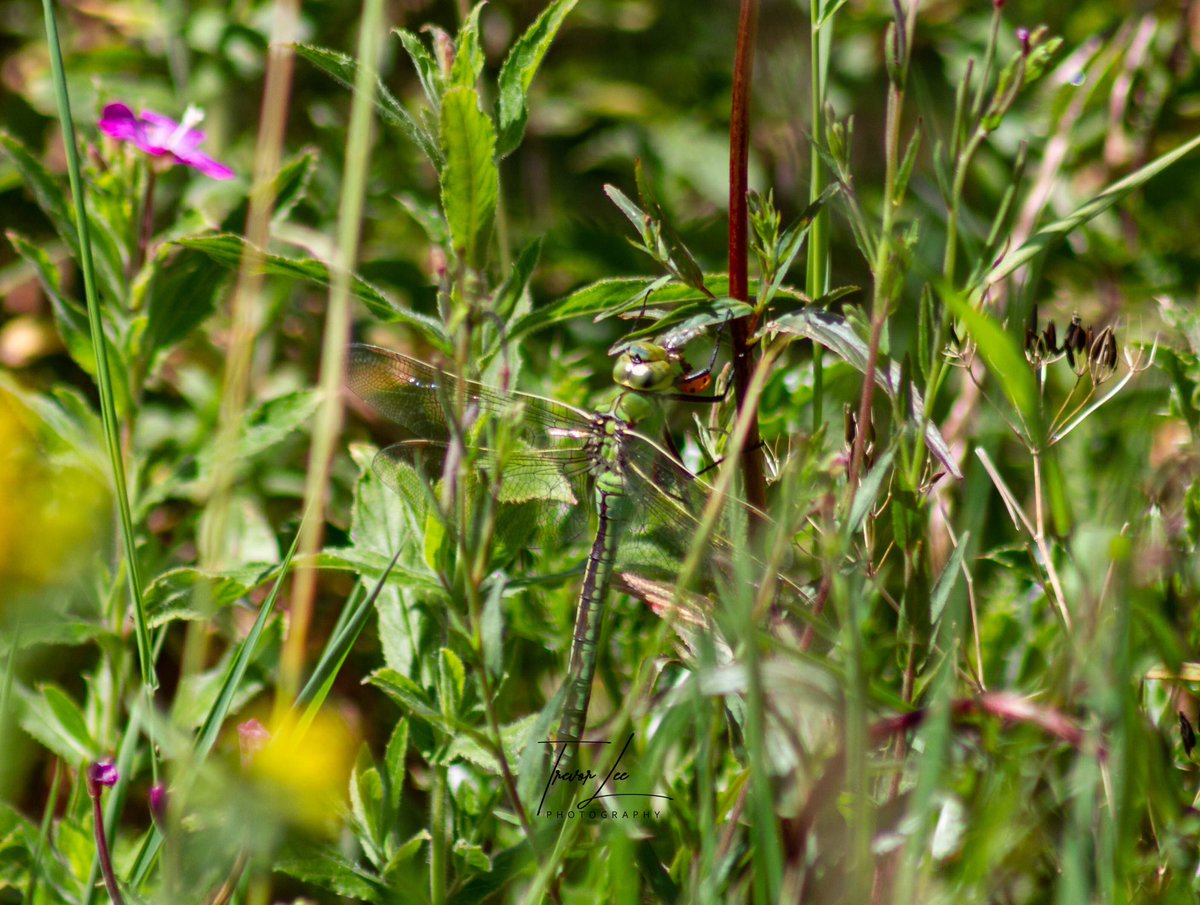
[139,111,204,154]
[87,759,119,791]
[97,103,139,142]
[177,150,235,180]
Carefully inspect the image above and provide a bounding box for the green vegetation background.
[1,0,1199,902]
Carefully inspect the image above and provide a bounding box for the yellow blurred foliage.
[244,709,359,832]
[0,389,107,602]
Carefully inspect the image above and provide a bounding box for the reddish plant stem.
[87,774,125,905]
[728,0,767,514]
[783,691,1099,862]
[132,166,156,278]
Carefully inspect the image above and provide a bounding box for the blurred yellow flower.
[0,389,107,605]
[241,710,359,832]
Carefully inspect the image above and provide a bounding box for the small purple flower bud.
[87,759,119,796]
[148,783,168,827]
[1017,27,1031,55]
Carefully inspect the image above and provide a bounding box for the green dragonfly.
[347,340,761,746]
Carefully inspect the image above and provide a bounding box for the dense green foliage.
[2,0,1200,902]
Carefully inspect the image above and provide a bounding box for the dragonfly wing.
[617,432,773,583]
[371,440,594,552]
[348,344,595,443]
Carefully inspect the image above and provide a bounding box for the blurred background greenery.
[2,0,1200,901]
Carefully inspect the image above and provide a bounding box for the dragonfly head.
[612,342,683,395]
[613,388,655,425]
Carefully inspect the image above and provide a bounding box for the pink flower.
[98,102,234,181]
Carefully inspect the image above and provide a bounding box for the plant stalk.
[728,0,768,513]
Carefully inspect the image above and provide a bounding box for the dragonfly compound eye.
[613,354,676,393]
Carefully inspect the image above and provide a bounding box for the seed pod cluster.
[1024,306,1119,385]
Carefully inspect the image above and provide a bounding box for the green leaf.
[481,580,504,681]
[383,830,431,878]
[143,564,279,625]
[176,234,448,348]
[0,132,76,252]
[7,231,132,417]
[515,686,567,807]
[189,389,322,492]
[608,297,754,352]
[929,533,968,627]
[761,184,839,306]
[985,129,1200,285]
[604,183,648,236]
[348,443,418,557]
[275,839,391,904]
[141,246,228,364]
[0,135,120,306]
[16,684,99,764]
[495,237,542,321]
[769,309,963,479]
[509,274,772,340]
[496,0,578,157]
[350,747,385,861]
[292,42,440,164]
[449,4,486,90]
[394,28,442,109]
[454,838,492,871]
[440,87,499,270]
[846,449,895,536]
[220,148,318,232]
[438,647,466,720]
[943,292,1038,434]
[369,668,442,721]
[384,719,409,816]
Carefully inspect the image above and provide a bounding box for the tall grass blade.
[40,0,156,689]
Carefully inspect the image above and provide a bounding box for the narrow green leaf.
[943,292,1038,432]
[847,449,895,536]
[604,183,647,234]
[762,184,840,305]
[986,129,1200,284]
[438,648,466,720]
[293,42,441,164]
[449,4,486,90]
[496,0,578,156]
[440,86,498,269]
[220,148,318,233]
[384,719,409,815]
[929,533,968,626]
[609,298,754,352]
[384,830,432,878]
[144,564,280,625]
[177,234,448,348]
[481,580,504,681]
[0,132,78,253]
[770,309,963,478]
[393,28,442,109]
[350,750,385,860]
[7,232,94,373]
[511,276,666,338]
[495,236,542,321]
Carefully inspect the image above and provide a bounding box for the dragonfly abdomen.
[557,479,627,744]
